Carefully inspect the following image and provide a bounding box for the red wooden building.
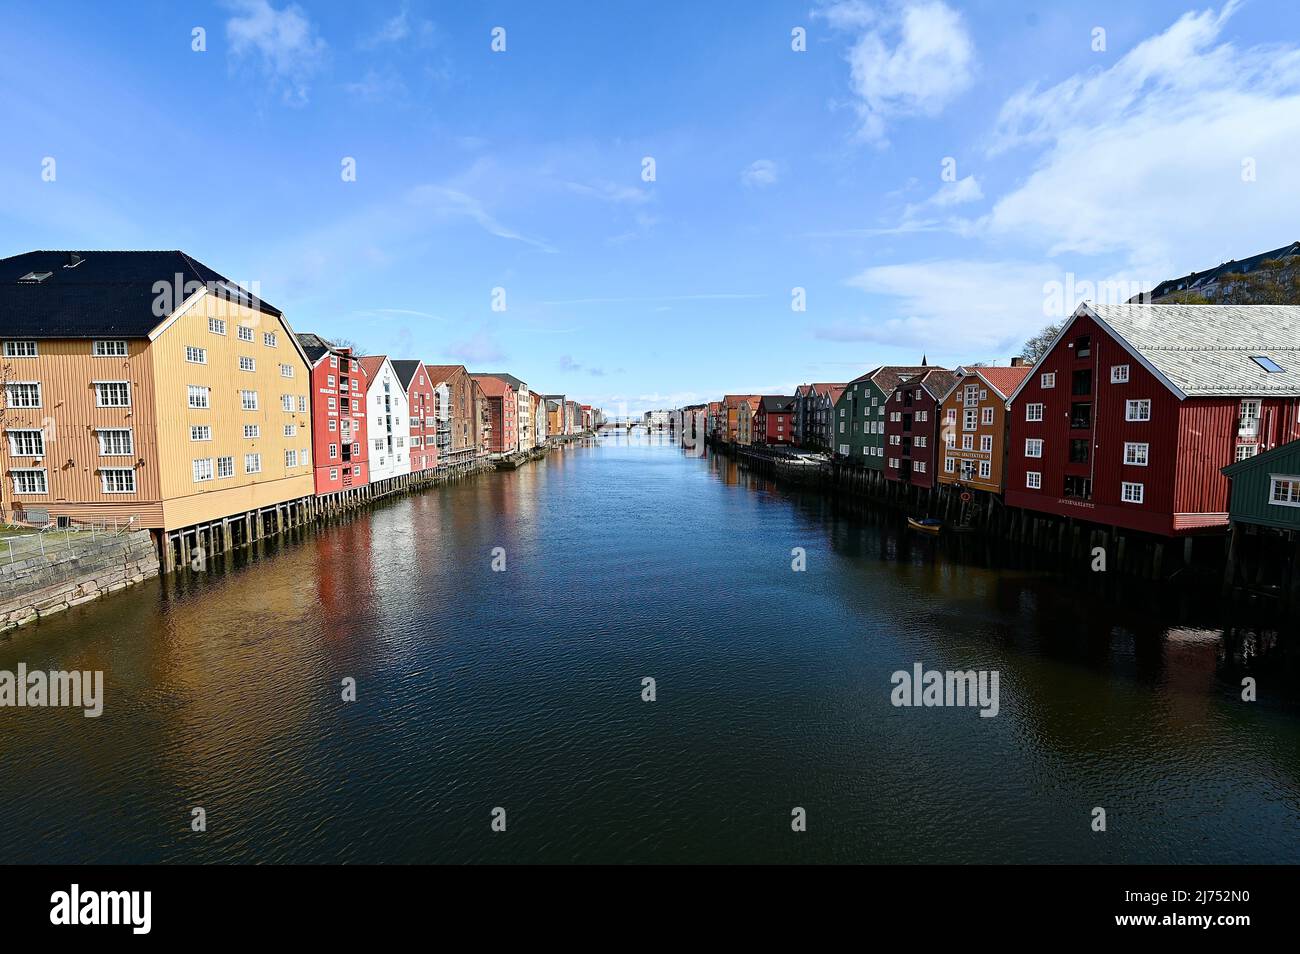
[753,396,796,445]
[296,333,370,495]
[393,359,437,473]
[1005,303,1300,536]
[883,368,957,489]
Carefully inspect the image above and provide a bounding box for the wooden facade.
[937,365,1030,495]
[883,369,957,490]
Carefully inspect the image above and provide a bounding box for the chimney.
[1010,356,1026,367]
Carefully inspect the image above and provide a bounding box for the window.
[216,456,234,479]
[241,453,261,475]
[188,345,208,364]
[1239,399,1261,435]
[373,438,384,451]
[6,382,41,408]
[190,425,212,442]
[915,461,926,474]
[1025,438,1043,458]
[944,456,955,473]
[188,385,210,408]
[11,468,48,494]
[1235,443,1258,461]
[914,436,926,448]
[330,356,338,368]
[963,408,978,431]
[3,340,37,357]
[280,364,294,378]
[327,397,337,410]
[264,332,277,347]
[945,408,956,424]
[1026,471,1041,490]
[1041,372,1056,389]
[1121,481,1145,504]
[1074,335,1091,358]
[328,420,337,432]
[1026,403,1044,422]
[1069,439,1090,464]
[964,384,978,405]
[8,429,44,456]
[94,340,128,357]
[298,396,308,413]
[329,443,338,459]
[193,458,214,482]
[978,460,991,480]
[100,468,135,493]
[1111,364,1129,383]
[1125,399,1151,422]
[240,390,259,411]
[1251,355,1285,373]
[95,381,130,407]
[208,317,226,335]
[1124,442,1149,466]
[981,407,994,426]
[239,356,256,372]
[961,435,973,451]
[945,432,956,448]
[1270,476,1300,507]
[353,466,361,476]
[285,449,299,467]
[238,325,254,342]
[979,435,992,453]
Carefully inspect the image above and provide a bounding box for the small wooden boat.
[907,517,943,535]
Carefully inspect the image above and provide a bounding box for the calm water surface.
[2,433,1298,863]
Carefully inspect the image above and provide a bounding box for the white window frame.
[11,468,48,494]
[1110,364,1130,384]
[240,390,259,411]
[3,340,37,357]
[1041,372,1056,389]
[239,355,256,372]
[94,381,131,407]
[1025,438,1043,458]
[237,325,255,342]
[244,424,260,439]
[1125,399,1151,422]
[1269,475,1300,508]
[193,458,214,482]
[263,332,277,347]
[185,346,207,364]
[1121,481,1145,504]
[93,339,128,357]
[208,317,226,336]
[96,428,133,456]
[216,456,234,479]
[245,453,262,475]
[188,385,211,409]
[7,428,45,456]
[1123,442,1149,466]
[1026,403,1044,422]
[99,468,136,494]
[1026,471,1041,490]
[5,382,41,408]
[190,425,212,442]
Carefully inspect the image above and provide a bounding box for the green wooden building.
[1221,438,1300,607]
[1222,438,1300,531]
[833,366,929,469]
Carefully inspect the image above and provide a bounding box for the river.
[1,432,1297,863]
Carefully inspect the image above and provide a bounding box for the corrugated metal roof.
[1091,303,1300,397]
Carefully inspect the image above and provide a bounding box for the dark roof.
[478,372,527,390]
[760,395,796,412]
[848,365,932,394]
[391,359,423,389]
[295,332,334,364]
[0,250,281,338]
[1223,437,1300,477]
[1147,240,1300,300]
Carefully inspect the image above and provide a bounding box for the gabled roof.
[892,367,957,401]
[391,359,422,389]
[955,365,1031,401]
[357,355,389,379]
[1147,241,1300,300]
[760,395,796,412]
[480,372,527,391]
[848,365,932,395]
[1010,303,1300,402]
[0,250,282,338]
[472,374,511,398]
[296,332,337,365]
[424,363,468,386]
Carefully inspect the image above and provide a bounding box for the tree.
[1022,322,1061,363]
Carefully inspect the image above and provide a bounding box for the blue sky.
[4,1,1300,414]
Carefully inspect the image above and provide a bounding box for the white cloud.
[362,7,436,48]
[984,0,1300,277]
[564,180,651,204]
[407,184,558,252]
[921,174,982,209]
[446,331,506,365]
[225,0,328,106]
[826,260,1067,354]
[819,0,976,145]
[740,159,779,188]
